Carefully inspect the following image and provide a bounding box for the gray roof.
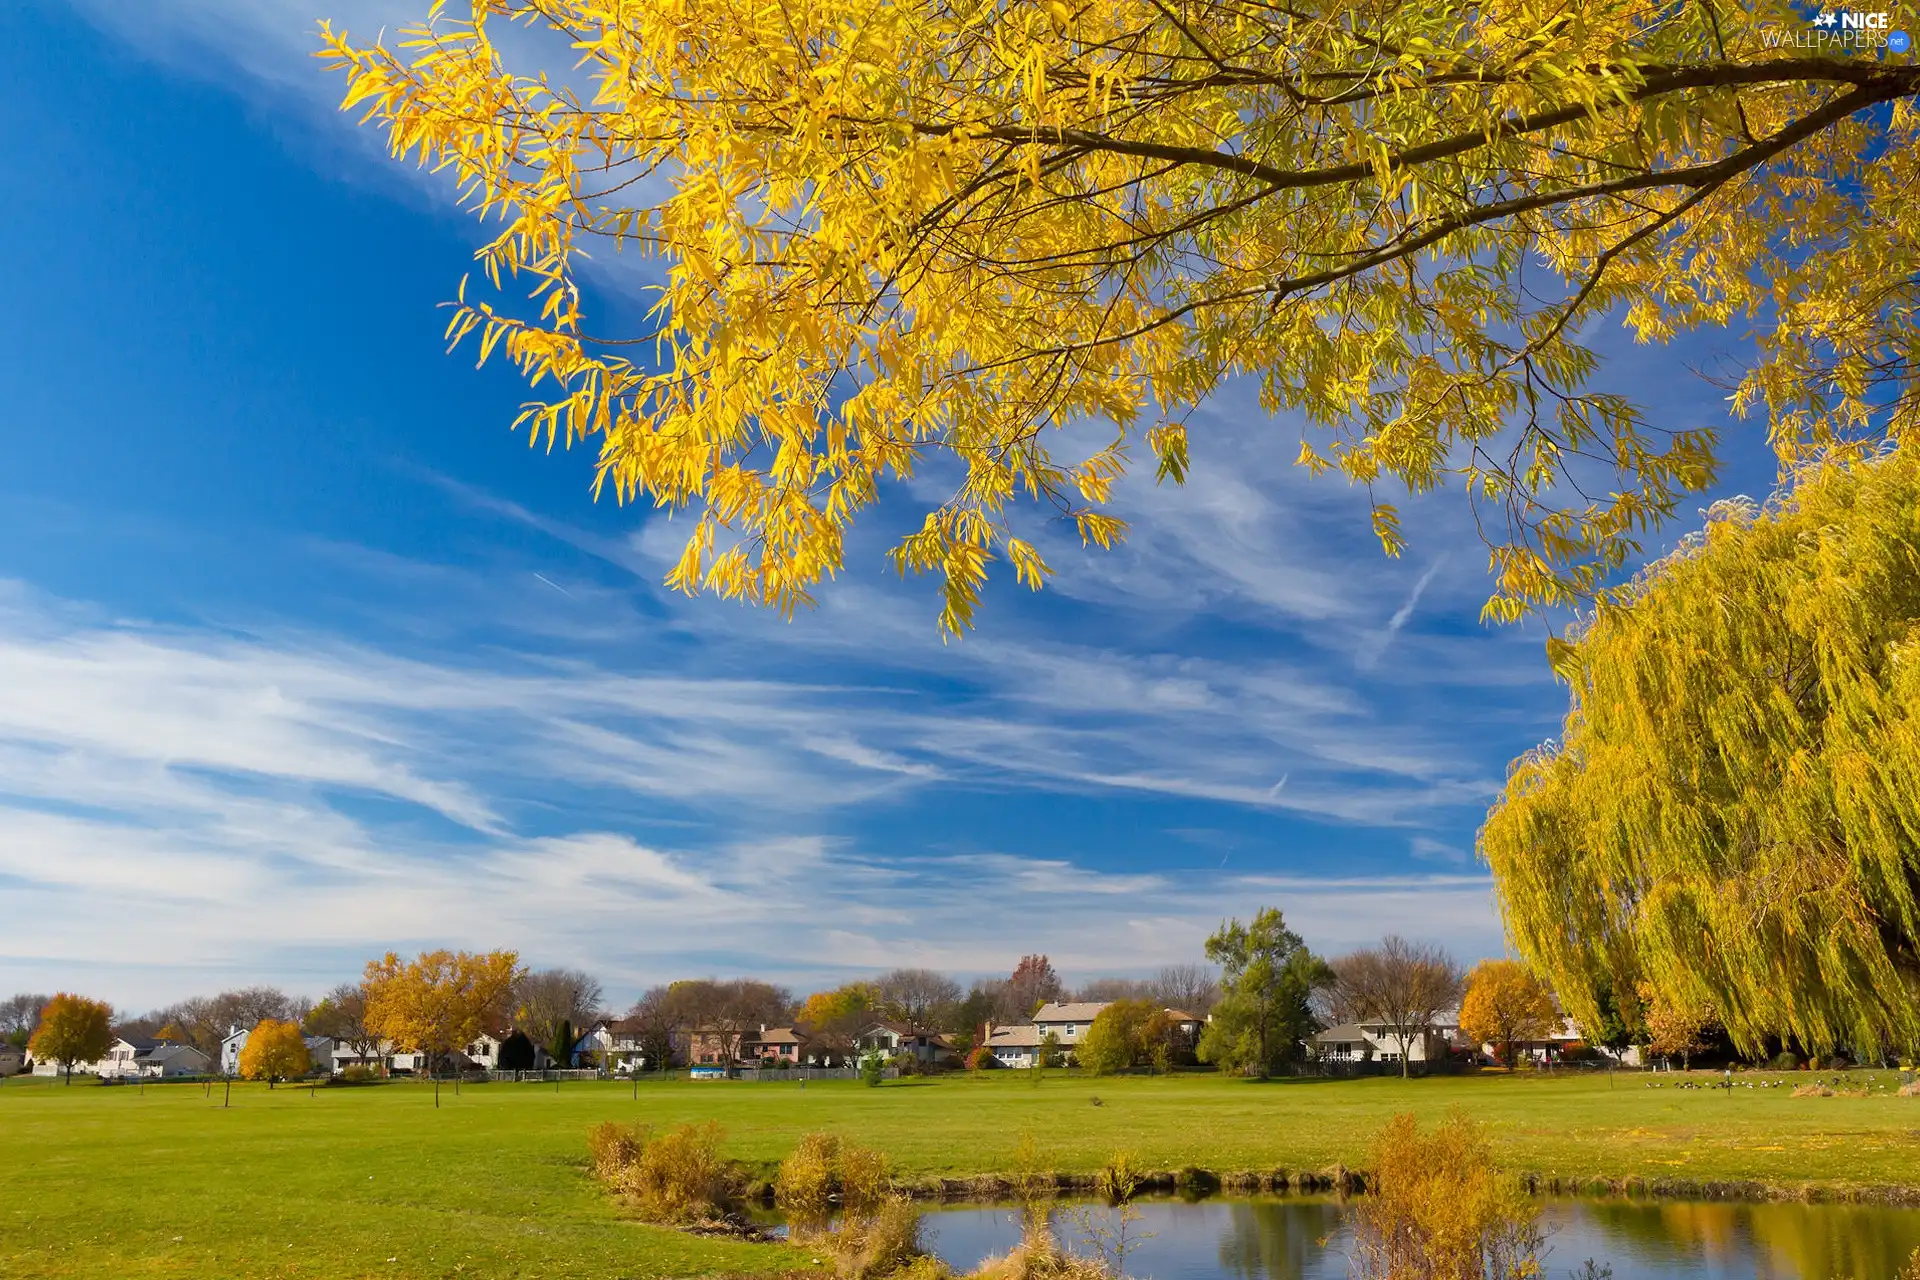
[986,1025,1042,1048]
[1312,1023,1372,1045]
[1032,1002,1110,1024]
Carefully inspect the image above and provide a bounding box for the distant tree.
[1641,983,1720,1070]
[1587,975,1644,1056]
[1198,908,1329,1079]
[153,1022,188,1044]
[1331,937,1465,1078]
[874,969,962,1025]
[949,983,1002,1039]
[363,949,523,1104]
[859,1049,886,1086]
[305,982,384,1072]
[1151,964,1220,1017]
[625,986,681,1070]
[238,1019,311,1087]
[514,968,606,1039]
[662,978,792,1062]
[998,956,1064,1023]
[1075,978,1156,1003]
[1036,1030,1063,1072]
[1,993,50,1051]
[497,1029,537,1071]
[29,994,113,1083]
[1459,961,1559,1068]
[210,987,309,1037]
[546,1018,576,1070]
[1079,999,1163,1076]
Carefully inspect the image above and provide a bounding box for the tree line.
[6,905,1751,1084]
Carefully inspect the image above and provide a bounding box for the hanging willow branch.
[1482,445,1920,1058]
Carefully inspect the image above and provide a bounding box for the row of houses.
[11,1002,1623,1080]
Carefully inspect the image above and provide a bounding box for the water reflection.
[914,1197,1920,1280]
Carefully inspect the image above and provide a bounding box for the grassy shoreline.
[5,1069,1918,1278]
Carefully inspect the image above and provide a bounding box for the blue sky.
[0,1,1783,1012]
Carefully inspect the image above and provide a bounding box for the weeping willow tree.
[1482,447,1920,1058]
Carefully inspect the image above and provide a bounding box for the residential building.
[99,1037,213,1079]
[854,1021,957,1065]
[1032,1002,1108,1045]
[740,1025,812,1065]
[1310,1021,1452,1065]
[984,1023,1042,1068]
[0,1042,23,1076]
[220,1025,332,1077]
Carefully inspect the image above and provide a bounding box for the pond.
[905,1197,1920,1280]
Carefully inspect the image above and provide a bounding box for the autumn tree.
[1459,961,1560,1068]
[238,1019,311,1087]
[1078,998,1169,1076]
[29,994,112,1083]
[1640,984,1720,1070]
[997,956,1064,1023]
[1332,938,1466,1078]
[363,949,522,1105]
[323,2,1917,636]
[1483,449,1920,1060]
[305,982,384,1072]
[1198,908,1329,1078]
[0,993,48,1051]
[873,968,962,1026]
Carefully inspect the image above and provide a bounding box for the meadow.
[4,1068,1918,1279]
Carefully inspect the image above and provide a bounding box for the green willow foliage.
[1482,447,1920,1058]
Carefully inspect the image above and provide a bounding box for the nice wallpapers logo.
[1766,8,1914,50]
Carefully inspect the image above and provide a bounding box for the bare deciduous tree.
[1151,964,1221,1016]
[1331,937,1464,1078]
[874,968,962,1026]
[513,968,608,1039]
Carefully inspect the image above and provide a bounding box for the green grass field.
[4,1069,1917,1279]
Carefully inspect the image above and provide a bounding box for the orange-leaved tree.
[363,950,521,1105]
[238,1019,311,1087]
[1458,961,1559,1069]
[29,994,113,1084]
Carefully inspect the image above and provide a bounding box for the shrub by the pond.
[587,1120,741,1224]
[1350,1111,1543,1280]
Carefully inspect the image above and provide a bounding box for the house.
[984,1023,1042,1068]
[740,1025,812,1065]
[1310,1021,1451,1065]
[1032,1002,1109,1045]
[854,1021,957,1065]
[571,1021,613,1068]
[98,1037,212,1079]
[0,1042,26,1075]
[686,1028,743,1065]
[100,1037,160,1079]
[219,1025,331,1077]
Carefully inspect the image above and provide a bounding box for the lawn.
[3,1068,1917,1279]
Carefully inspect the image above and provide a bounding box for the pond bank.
[869,1166,1920,1207]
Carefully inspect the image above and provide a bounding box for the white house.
[984,1023,1042,1068]
[1032,1002,1108,1045]
[97,1037,212,1079]
[221,1025,332,1077]
[1311,1021,1451,1065]
[854,1021,957,1065]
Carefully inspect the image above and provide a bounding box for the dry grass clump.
[1350,1111,1543,1280]
[967,1213,1110,1280]
[1898,1081,1920,1097]
[832,1195,936,1280]
[777,1132,933,1280]
[586,1120,741,1224]
[1792,1083,1870,1098]
[776,1132,895,1230]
